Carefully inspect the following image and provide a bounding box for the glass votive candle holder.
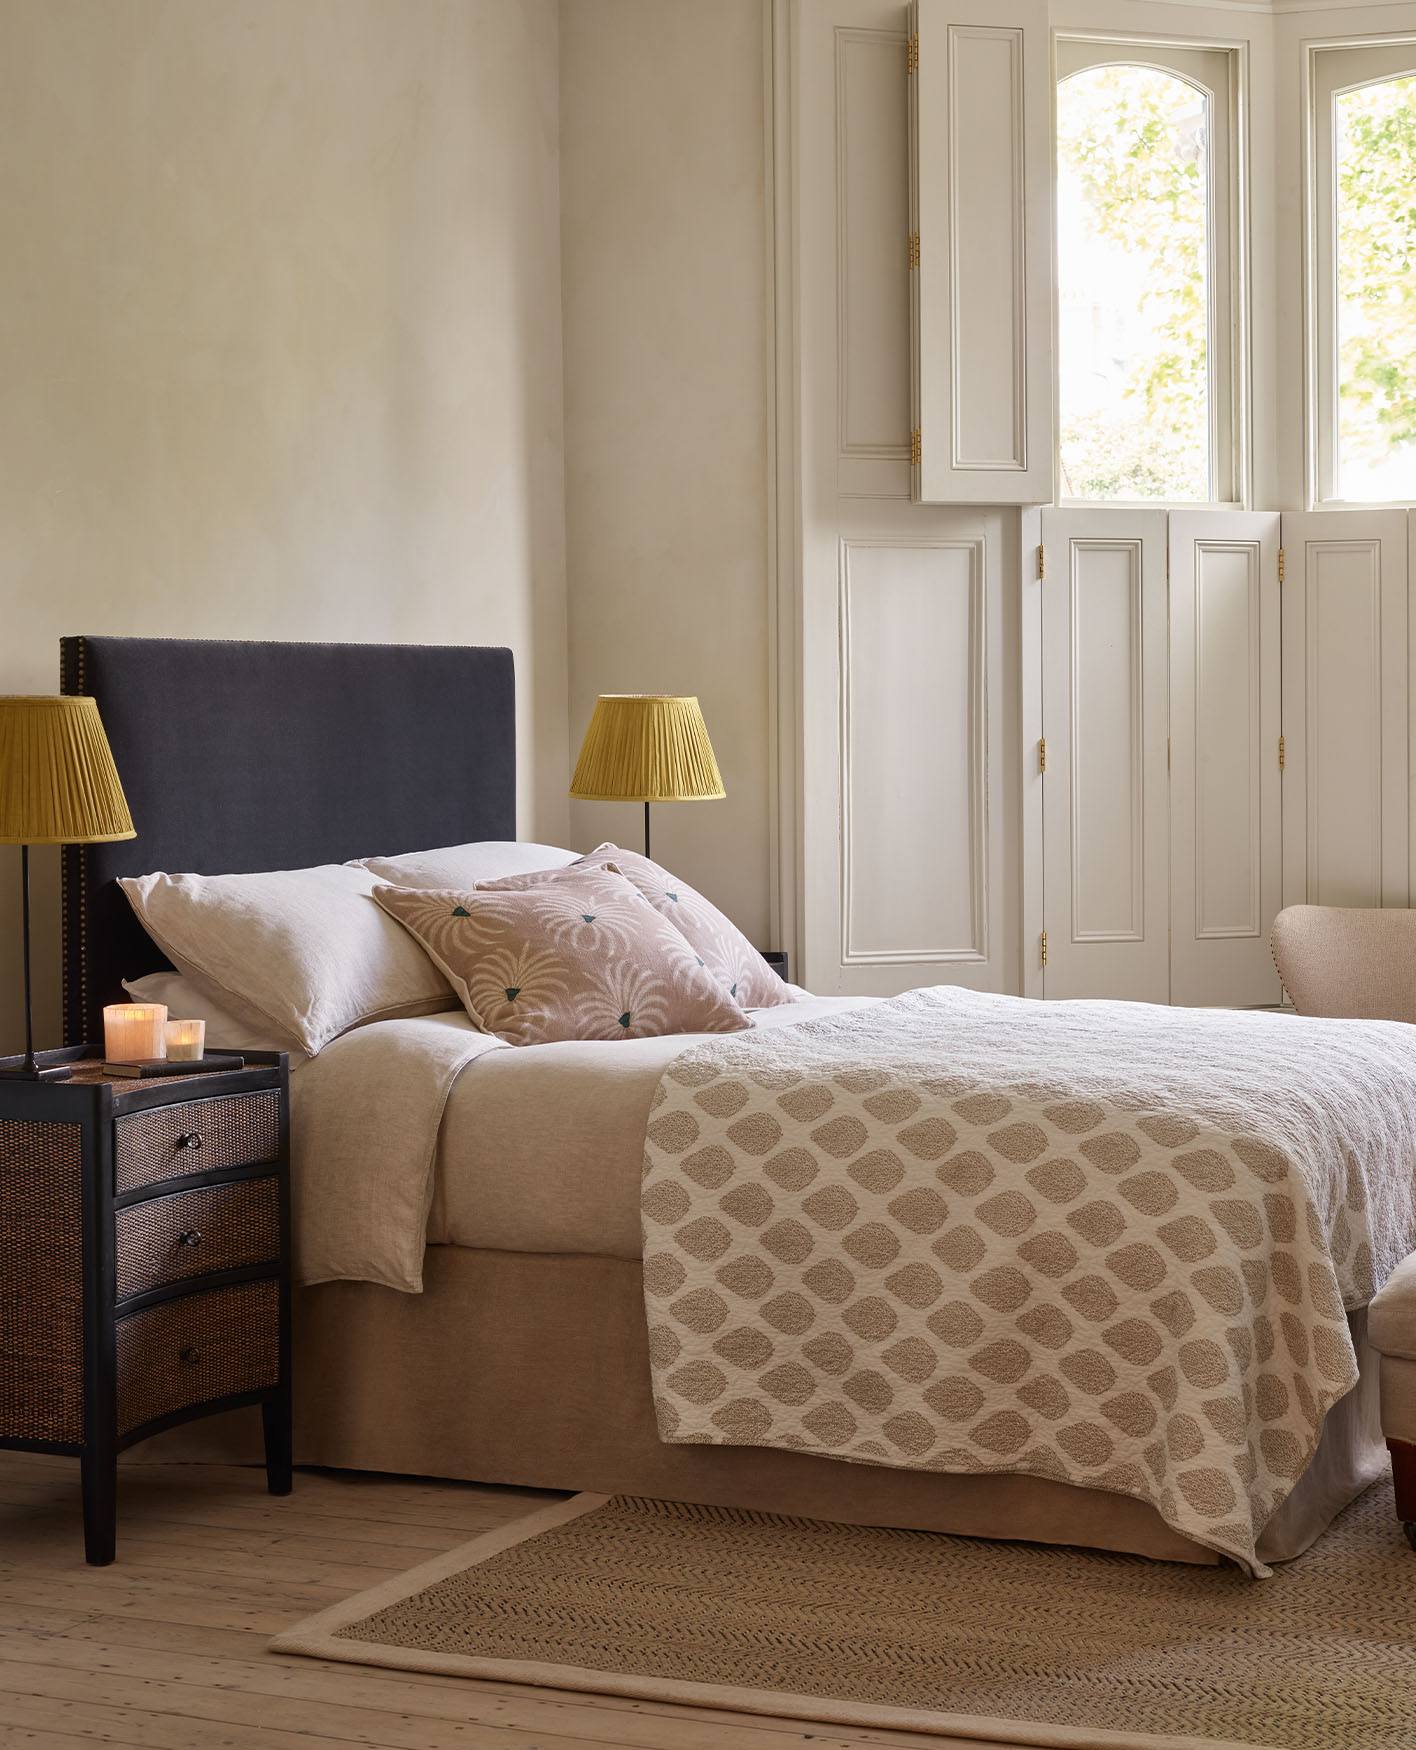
[103,1003,168,1061]
[164,1019,206,1062]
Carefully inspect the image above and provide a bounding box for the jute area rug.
[272,1482,1416,1750]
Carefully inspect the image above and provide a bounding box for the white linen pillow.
[119,864,454,1056]
[122,971,310,1063]
[358,841,579,889]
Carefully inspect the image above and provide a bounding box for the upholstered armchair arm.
[1270,905,1416,1023]
[1371,1252,1416,1547]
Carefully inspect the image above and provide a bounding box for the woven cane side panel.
[0,1120,84,1444]
[116,1278,278,1435]
[114,1091,279,1194]
[114,1177,279,1302]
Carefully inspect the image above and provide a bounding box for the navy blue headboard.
[59,636,516,1044]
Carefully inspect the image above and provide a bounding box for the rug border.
[269,1491,1280,1750]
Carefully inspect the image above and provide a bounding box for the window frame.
[1305,34,1416,509]
[1053,31,1250,510]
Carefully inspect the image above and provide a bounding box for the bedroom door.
[1040,507,1170,1002]
[1168,512,1282,1008]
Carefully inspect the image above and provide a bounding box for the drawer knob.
[176,1132,203,1151]
[178,1346,201,1366]
[176,1229,203,1248]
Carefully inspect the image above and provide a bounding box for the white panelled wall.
[783,0,1416,1006]
[797,0,1022,997]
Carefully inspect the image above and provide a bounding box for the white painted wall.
[558,0,775,949]
[0,0,570,1053]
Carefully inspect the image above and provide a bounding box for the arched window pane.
[1057,65,1212,501]
[1335,75,1416,503]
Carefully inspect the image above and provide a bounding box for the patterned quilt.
[641,987,1416,1574]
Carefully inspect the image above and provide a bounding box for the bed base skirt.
[145,1245,1385,1567]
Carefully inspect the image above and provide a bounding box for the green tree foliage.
[1336,77,1416,488]
[1057,65,1210,501]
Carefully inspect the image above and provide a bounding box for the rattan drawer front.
[114,1090,280,1194]
[117,1278,278,1435]
[114,1176,279,1303]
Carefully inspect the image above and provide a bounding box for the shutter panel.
[1168,511,1282,1007]
[911,0,1053,504]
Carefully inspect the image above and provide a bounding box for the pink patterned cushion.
[483,844,797,1009]
[371,870,749,1046]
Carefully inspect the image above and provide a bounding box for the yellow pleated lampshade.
[0,696,136,845]
[570,695,726,804]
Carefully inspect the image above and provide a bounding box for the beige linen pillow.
[484,844,798,1009]
[119,864,455,1056]
[122,971,310,1062]
[372,869,750,1046]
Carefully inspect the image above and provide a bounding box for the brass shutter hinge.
[908,231,920,270]
[1037,736,1046,774]
[1278,547,1286,586]
[906,32,919,73]
[1036,544,1046,580]
[910,427,922,466]
[1040,930,1048,968]
[1278,734,1286,771]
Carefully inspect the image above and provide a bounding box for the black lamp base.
[0,1061,73,1082]
[7,844,71,1083]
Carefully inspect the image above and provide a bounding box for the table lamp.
[0,696,135,1080]
[570,694,725,859]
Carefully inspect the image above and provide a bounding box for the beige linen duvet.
[290,997,869,1289]
[641,986,1416,1575]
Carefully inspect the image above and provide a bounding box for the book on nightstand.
[100,1052,246,1078]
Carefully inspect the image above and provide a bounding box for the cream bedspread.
[641,986,1416,1574]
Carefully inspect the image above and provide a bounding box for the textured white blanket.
[642,987,1416,1573]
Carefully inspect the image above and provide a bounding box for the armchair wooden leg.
[1388,1439,1416,1548]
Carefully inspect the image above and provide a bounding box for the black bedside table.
[0,1046,292,1564]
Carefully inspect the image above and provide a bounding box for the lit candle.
[103,1003,168,1062]
[164,1018,205,1062]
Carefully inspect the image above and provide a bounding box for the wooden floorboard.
[0,1452,1029,1749]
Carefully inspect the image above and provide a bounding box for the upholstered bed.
[63,635,1402,1573]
